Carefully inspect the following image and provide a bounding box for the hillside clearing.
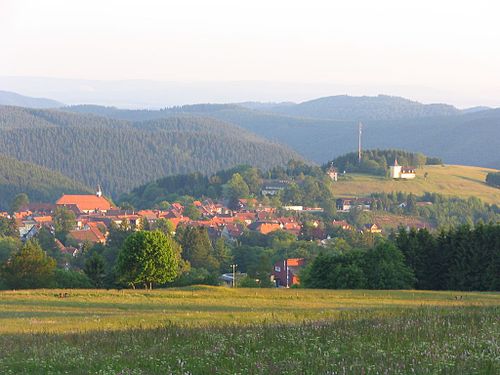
[333,164,500,205]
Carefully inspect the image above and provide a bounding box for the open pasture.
[333,165,500,205]
[0,287,498,374]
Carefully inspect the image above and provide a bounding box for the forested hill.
[0,90,63,108]
[66,95,461,122]
[0,106,302,197]
[0,154,91,210]
[259,95,461,121]
[64,102,500,169]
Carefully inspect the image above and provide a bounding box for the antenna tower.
[358,122,362,163]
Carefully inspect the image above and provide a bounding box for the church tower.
[389,158,402,179]
[96,184,103,197]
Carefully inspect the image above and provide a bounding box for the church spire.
[96,184,103,197]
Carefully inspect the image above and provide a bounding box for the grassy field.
[333,165,500,205]
[0,287,499,374]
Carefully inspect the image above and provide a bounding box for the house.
[137,210,162,224]
[171,203,184,213]
[18,221,40,241]
[336,198,372,212]
[221,223,245,242]
[233,211,257,225]
[389,159,416,179]
[326,164,338,182]
[283,205,303,211]
[248,221,282,235]
[363,223,382,234]
[261,180,289,196]
[331,220,352,231]
[68,224,106,245]
[55,238,78,257]
[33,216,53,225]
[19,203,56,215]
[277,217,302,236]
[56,189,113,214]
[273,258,306,287]
[237,198,257,209]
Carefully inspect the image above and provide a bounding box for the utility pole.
[231,264,237,288]
[358,122,362,164]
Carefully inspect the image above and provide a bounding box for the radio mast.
[358,122,362,163]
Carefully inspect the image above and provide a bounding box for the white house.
[389,159,416,179]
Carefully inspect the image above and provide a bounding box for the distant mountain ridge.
[0,106,302,197]
[63,97,500,169]
[263,95,461,121]
[0,90,63,108]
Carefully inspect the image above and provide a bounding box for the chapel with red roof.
[56,185,114,214]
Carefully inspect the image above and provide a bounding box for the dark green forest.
[64,99,500,169]
[0,154,91,210]
[0,106,301,197]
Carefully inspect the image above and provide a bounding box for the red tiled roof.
[287,258,306,267]
[68,226,106,244]
[33,216,53,223]
[169,217,190,229]
[56,195,112,212]
[252,222,281,234]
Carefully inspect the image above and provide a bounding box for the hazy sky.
[1,0,499,107]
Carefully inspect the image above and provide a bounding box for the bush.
[486,172,500,188]
[170,268,221,287]
[55,269,93,289]
[2,240,57,289]
[302,243,415,289]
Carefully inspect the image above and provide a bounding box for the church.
[56,185,114,214]
[389,159,416,179]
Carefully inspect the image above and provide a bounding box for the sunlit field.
[0,287,499,374]
[333,165,500,205]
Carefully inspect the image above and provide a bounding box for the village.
[0,157,424,288]
[0,184,394,287]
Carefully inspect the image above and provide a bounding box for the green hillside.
[0,154,91,210]
[333,165,500,205]
[0,106,302,197]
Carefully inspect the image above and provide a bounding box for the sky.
[1,0,499,107]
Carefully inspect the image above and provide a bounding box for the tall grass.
[0,288,498,374]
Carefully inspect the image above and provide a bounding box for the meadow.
[333,165,500,205]
[0,287,498,374]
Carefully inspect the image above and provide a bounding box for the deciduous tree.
[117,230,180,289]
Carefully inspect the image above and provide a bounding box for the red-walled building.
[273,258,306,287]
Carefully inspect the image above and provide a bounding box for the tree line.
[302,224,500,291]
[328,149,442,176]
[366,192,500,228]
